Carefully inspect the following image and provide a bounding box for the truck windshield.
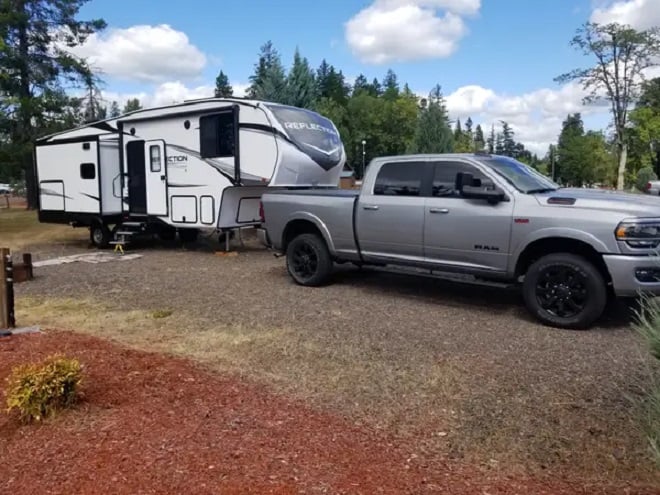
[265,104,343,172]
[479,156,559,194]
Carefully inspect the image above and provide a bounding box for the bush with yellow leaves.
[5,354,83,422]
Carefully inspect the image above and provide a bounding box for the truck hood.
[534,187,660,217]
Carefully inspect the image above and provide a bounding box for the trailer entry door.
[145,140,167,216]
[126,140,147,214]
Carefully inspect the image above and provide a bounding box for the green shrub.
[5,354,83,422]
[635,167,658,192]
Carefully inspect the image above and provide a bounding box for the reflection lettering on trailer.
[266,104,343,171]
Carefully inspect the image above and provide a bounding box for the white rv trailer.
[34,98,346,247]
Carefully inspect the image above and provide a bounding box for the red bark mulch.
[0,330,656,495]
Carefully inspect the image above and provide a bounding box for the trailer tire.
[90,222,111,249]
[522,253,607,330]
[286,233,333,286]
[158,226,176,242]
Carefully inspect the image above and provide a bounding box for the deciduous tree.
[556,22,660,190]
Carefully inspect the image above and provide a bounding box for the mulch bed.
[0,330,655,495]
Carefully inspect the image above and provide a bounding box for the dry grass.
[0,208,85,251]
[16,295,468,435]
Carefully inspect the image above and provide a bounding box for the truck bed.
[260,187,360,258]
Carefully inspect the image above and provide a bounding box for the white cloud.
[441,82,610,155]
[101,81,249,111]
[590,0,660,30]
[71,24,207,83]
[344,0,480,64]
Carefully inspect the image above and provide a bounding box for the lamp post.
[361,139,366,177]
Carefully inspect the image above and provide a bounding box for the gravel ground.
[13,233,660,486]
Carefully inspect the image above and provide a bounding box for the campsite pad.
[32,252,142,267]
[0,330,655,495]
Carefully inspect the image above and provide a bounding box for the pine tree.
[383,69,399,100]
[501,121,516,157]
[454,118,463,141]
[109,101,121,118]
[81,74,105,123]
[248,40,287,103]
[317,63,349,106]
[123,98,142,113]
[410,85,453,153]
[368,78,382,97]
[285,48,317,108]
[474,124,485,151]
[0,0,107,207]
[352,74,370,96]
[487,124,496,153]
[495,132,504,155]
[556,113,586,185]
[214,70,233,97]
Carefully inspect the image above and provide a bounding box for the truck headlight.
[615,220,660,248]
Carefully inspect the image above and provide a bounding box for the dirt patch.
[0,330,653,495]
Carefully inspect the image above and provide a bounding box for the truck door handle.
[429,208,449,214]
[362,205,379,211]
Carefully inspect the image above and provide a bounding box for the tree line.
[1,1,660,208]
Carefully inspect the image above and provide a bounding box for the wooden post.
[0,247,13,329]
[22,253,33,280]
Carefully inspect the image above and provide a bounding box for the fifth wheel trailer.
[34,97,347,247]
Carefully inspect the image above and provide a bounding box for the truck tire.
[90,222,111,249]
[522,253,607,330]
[286,233,333,286]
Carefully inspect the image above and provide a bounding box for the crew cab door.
[424,159,514,273]
[355,160,429,263]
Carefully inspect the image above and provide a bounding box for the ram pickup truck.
[258,153,660,329]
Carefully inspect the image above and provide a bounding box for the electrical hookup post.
[0,247,16,335]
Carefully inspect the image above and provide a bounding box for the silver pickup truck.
[258,153,660,329]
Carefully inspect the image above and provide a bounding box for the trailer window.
[373,162,424,196]
[80,163,96,180]
[199,112,234,158]
[150,145,162,172]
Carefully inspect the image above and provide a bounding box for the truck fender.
[284,211,337,254]
[510,227,611,273]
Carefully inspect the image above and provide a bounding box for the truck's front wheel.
[286,233,333,286]
[522,253,607,330]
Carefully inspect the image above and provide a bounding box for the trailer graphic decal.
[265,104,343,172]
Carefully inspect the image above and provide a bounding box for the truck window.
[199,112,234,158]
[432,161,491,197]
[373,162,425,196]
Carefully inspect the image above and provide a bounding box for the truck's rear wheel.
[286,233,333,286]
[522,253,607,330]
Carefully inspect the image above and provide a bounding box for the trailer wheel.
[286,233,333,286]
[90,222,111,249]
[522,253,607,330]
[158,226,176,242]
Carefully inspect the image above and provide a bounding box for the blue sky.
[72,0,658,154]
